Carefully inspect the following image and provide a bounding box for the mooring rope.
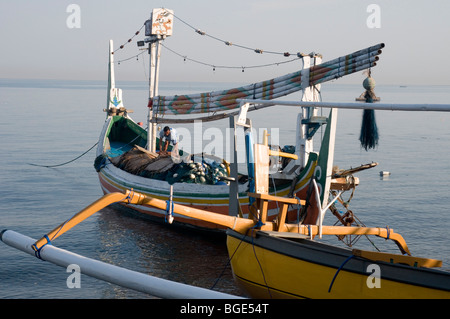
[210,232,245,291]
[28,142,98,168]
[328,254,356,293]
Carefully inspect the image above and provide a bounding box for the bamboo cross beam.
[160,98,450,124]
[310,62,377,86]
[30,189,412,256]
[154,90,450,122]
[238,99,450,112]
[155,53,377,111]
[154,73,301,107]
[309,43,384,75]
[156,43,384,106]
[156,70,301,103]
[309,56,379,85]
[309,50,382,80]
[152,43,385,115]
[155,84,302,114]
[155,79,299,107]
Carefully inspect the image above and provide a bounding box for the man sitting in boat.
[159,126,178,155]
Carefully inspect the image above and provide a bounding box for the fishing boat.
[95,98,448,299]
[222,101,450,298]
[8,95,450,299]
[3,8,449,299]
[93,8,384,231]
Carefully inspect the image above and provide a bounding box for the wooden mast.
[106,39,115,112]
[105,40,126,116]
[147,38,159,152]
[145,8,174,151]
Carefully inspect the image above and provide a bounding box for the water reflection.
[96,205,246,298]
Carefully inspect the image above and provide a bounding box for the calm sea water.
[0,78,449,299]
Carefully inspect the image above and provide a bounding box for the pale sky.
[1,0,449,85]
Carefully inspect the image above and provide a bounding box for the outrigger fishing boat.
[2,8,450,299]
[4,96,450,298]
[93,8,384,231]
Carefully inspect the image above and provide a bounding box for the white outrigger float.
[2,8,450,299]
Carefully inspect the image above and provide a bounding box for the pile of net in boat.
[104,145,229,185]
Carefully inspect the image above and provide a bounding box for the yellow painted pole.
[32,189,257,252]
[268,149,298,160]
[32,189,410,257]
[32,191,134,251]
[127,191,411,257]
[279,224,411,255]
[129,191,256,232]
[322,225,410,255]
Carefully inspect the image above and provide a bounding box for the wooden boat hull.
[226,229,450,299]
[95,115,318,231]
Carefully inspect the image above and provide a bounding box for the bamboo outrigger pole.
[30,189,252,253]
[30,188,411,256]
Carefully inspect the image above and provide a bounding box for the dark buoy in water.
[380,170,391,180]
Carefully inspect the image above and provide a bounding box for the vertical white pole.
[151,37,162,152]
[299,56,312,168]
[106,40,115,113]
[147,36,163,152]
[154,37,162,97]
[147,40,157,151]
[167,184,174,224]
[146,8,172,152]
[298,55,322,168]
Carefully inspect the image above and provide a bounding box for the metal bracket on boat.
[301,116,328,140]
[236,102,254,128]
[310,178,411,255]
[165,185,174,224]
[314,178,343,239]
[104,106,133,116]
[217,175,236,182]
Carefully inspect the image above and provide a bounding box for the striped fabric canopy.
[152,43,384,116]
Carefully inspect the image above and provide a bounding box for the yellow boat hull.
[226,230,450,299]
